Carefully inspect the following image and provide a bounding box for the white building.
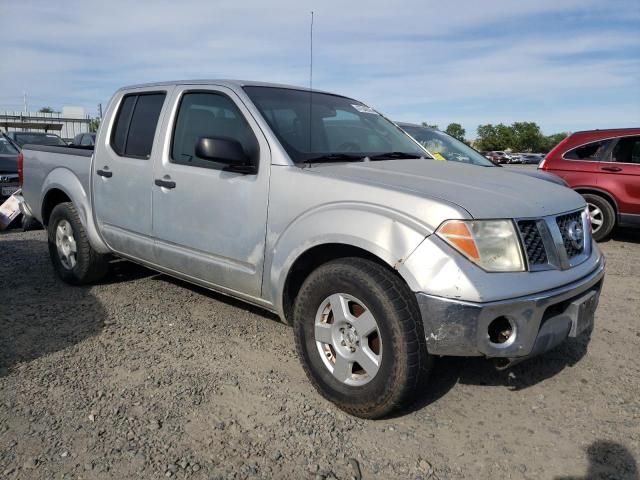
[0,107,92,141]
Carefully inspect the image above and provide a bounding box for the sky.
[1,0,639,137]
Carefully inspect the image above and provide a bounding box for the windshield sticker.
[432,152,446,161]
[351,104,378,114]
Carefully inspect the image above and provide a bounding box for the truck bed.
[21,144,94,224]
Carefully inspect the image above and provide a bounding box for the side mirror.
[195,137,256,174]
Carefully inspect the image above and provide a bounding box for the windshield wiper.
[302,153,365,164]
[368,151,423,160]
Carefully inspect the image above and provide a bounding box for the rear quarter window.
[564,140,611,161]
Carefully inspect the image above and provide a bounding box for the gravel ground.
[1,227,639,480]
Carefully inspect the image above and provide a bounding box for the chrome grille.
[517,220,548,266]
[556,211,585,258]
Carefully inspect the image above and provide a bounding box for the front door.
[151,86,271,298]
[93,88,171,262]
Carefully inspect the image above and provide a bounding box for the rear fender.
[41,167,109,254]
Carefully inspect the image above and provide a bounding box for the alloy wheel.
[587,202,604,235]
[314,293,382,386]
[55,219,77,270]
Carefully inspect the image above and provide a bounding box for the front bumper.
[416,256,605,359]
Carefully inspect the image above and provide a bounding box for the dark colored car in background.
[520,153,544,164]
[540,128,640,240]
[397,122,567,186]
[487,151,511,164]
[2,131,67,200]
[5,131,67,148]
[70,132,96,146]
[0,133,20,199]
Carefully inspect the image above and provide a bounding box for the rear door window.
[110,95,137,155]
[110,92,166,158]
[564,140,611,161]
[612,136,640,164]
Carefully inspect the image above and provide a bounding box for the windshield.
[0,137,19,155]
[14,133,66,147]
[401,125,495,167]
[243,87,426,163]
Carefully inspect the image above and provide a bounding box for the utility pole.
[23,92,28,113]
[98,103,103,120]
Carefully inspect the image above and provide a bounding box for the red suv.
[540,128,640,240]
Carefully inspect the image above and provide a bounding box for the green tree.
[421,121,439,130]
[510,122,544,152]
[541,132,569,152]
[445,123,465,142]
[476,123,513,151]
[495,124,515,150]
[38,107,56,113]
[476,124,497,150]
[477,122,554,152]
[89,118,100,133]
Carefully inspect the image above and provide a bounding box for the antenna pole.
[310,11,314,92]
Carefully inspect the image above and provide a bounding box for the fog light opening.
[488,316,515,346]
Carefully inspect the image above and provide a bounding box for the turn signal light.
[437,221,480,261]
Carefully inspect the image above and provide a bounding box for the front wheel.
[48,202,108,285]
[582,193,615,241]
[293,258,431,419]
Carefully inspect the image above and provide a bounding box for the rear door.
[151,85,270,297]
[598,135,640,218]
[93,88,172,262]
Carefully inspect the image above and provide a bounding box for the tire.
[582,193,615,242]
[48,202,108,285]
[293,257,432,419]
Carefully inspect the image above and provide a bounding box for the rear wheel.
[48,202,108,285]
[293,257,431,418]
[582,193,615,241]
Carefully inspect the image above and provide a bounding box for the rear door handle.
[154,179,176,189]
[601,166,622,172]
[96,169,112,178]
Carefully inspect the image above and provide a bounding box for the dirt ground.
[1,227,639,480]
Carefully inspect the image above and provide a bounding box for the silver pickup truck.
[21,80,605,418]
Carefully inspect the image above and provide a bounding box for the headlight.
[436,219,525,272]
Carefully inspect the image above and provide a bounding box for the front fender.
[42,168,109,254]
[265,202,432,315]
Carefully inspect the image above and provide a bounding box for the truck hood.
[0,154,18,174]
[309,159,585,219]
[508,167,567,186]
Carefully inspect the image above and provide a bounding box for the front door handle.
[96,169,112,178]
[155,178,176,189]
[601,166,622,172]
